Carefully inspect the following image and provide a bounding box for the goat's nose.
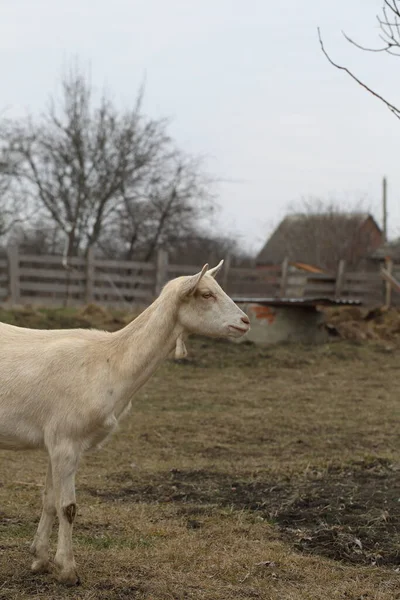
[241,315,250,325]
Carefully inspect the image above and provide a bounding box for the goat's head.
[167,261,250,340]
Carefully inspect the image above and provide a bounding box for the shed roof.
[256,213,380,266]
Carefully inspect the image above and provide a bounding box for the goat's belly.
[0,418,44,450]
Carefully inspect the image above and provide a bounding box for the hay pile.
[322,305,400,343]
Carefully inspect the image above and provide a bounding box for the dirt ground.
[1,307,400,599]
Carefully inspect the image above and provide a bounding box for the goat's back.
[0,322,113,450]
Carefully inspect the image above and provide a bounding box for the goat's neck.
[111,293,183,413]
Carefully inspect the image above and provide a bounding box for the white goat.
[0,261,250,585]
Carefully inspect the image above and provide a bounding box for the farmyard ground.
[0,307,399,599]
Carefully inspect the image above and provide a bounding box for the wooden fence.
[0,247,395,307]
[224,259,389,306]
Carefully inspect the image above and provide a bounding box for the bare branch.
[384,0,400,18]
[342,30,392,53]
[317,27,400,120]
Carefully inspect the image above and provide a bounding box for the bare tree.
[169,232,251,267]
[8,221,64,255]
[0,66,184,257]
[0,162,24,240]
[318,2,400,119]
[98,151,215,261]
[1,66,216,259]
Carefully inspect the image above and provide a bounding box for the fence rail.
[0,247,395,308]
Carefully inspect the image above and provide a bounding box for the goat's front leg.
[49,443,80,586]
[30,460,56,573]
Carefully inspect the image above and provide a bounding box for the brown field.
[1,307,400,599]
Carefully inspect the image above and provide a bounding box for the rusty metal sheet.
[249,305,277,323]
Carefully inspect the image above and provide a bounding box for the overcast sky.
[1,0,399,254]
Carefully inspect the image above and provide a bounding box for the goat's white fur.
[0,262,249,585]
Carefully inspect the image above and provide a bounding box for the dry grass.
[1,308,400,599]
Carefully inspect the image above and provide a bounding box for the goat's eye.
[202,292,213,299]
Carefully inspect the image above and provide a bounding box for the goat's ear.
[180,264,208,297]
[207,259,224,279]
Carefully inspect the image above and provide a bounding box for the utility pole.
[382,176,388,242]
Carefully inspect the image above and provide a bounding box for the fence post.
[155,249,169,296]
[335,259,346,299]
[7,245,20,305]
[385,257,393,307]
[86,246,95,304]
[279,257,289,297]
[222,254,231,292]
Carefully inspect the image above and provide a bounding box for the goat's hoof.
[31,559,50,574]
[56,570,81,586]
